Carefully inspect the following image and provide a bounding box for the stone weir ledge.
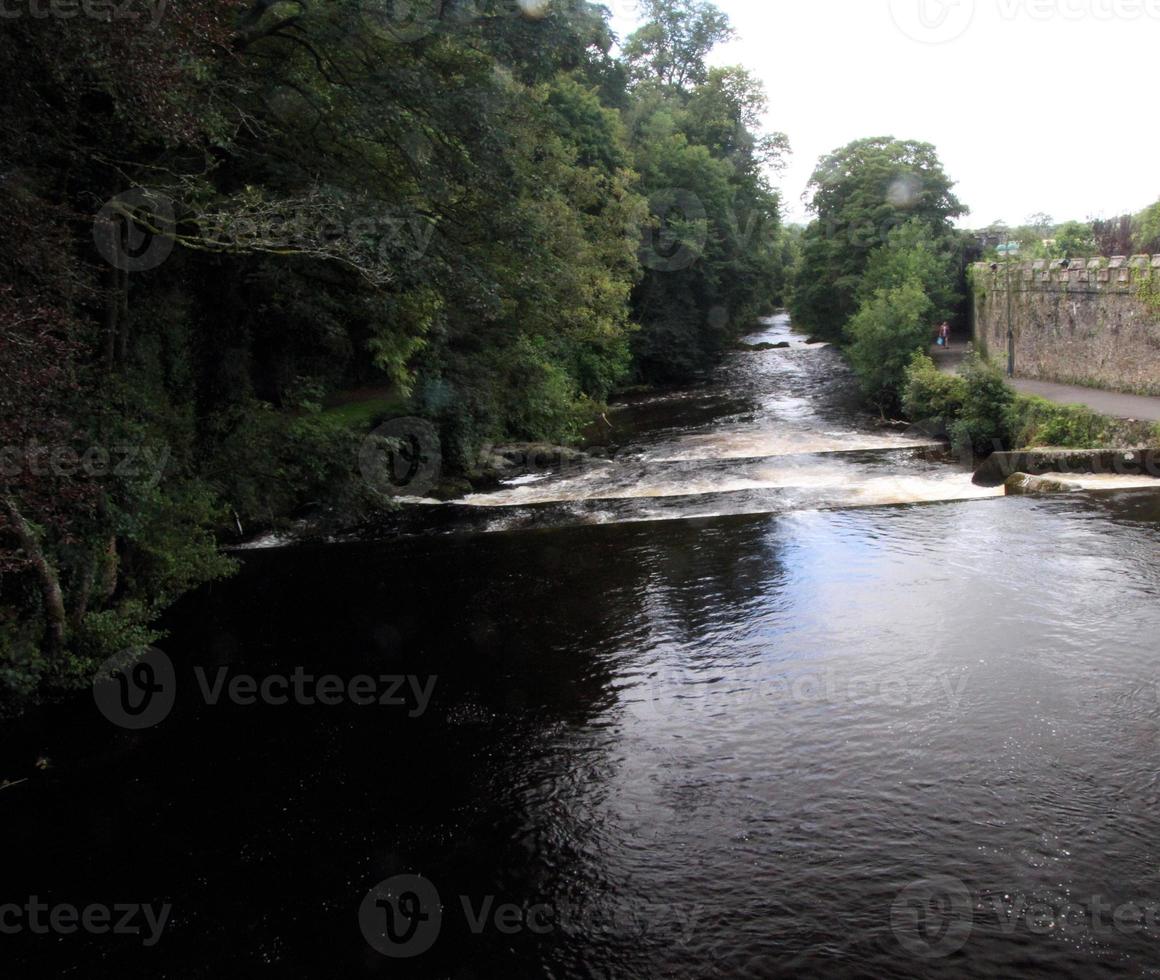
[972,448,1160,488]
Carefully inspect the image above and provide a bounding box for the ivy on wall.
[1133,267,1160,316]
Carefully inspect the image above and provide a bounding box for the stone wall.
[970,255,1160,396]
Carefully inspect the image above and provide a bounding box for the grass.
[1009,395,1158,450]
[320,394,409,431]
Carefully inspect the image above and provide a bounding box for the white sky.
[607,0,1160,228]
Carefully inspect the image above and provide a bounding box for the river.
[4,315,1160,978]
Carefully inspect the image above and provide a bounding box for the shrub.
[1006,396,1113,449]
[948,354,1015,457]
[203,402,364,529]
[902,352,967,434]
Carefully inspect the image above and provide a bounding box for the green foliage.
[947,354,1016,457]
[0,625,48,712]
[203,403,366,530]
[903,357,1140,457]
[902,353,967,429]
[1134,267,1160,316]
[844,280,932,414]
[321,396,410,431]
[1134,198,1160,253]
[623,19,789,382]
[858,220,962,323]
[984,207,1157,261]
[68,611,164,689]
[791,137,966,339]
[0,0,794,709]
[1051,220,1098,259]
[1005,396,1116,449]
[623,0,735,88]
[498,336,591,443]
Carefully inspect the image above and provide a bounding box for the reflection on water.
[4,316,1160,979]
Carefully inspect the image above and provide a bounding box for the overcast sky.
[607,0,1160,228]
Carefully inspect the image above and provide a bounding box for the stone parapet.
[972,255,1160,293]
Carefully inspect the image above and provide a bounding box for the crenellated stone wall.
[970,255,1160,396]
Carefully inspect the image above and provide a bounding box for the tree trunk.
[69,555,96,633]
[113,267,129,366]
[97,535,119,605]
[2,496,67,658]
[103,229,119,369]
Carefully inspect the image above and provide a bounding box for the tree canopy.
[0,0,790,707]
[791,137,966,340]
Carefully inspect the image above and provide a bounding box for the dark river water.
[4,316,1160,978]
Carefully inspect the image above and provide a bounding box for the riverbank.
[910,345,1159,467]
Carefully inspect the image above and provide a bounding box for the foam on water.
[458,313,1012,520]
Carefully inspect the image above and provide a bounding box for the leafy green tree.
[1026,212,1054,237]
[844,280,933,415]
[858,221,962,324]
[0,0,794,707]
[792,137,966,339]
[1050,221,1097,259]
[903,352,967,430]
[622,2,787,382]
[682,66,790,169]
[623,0,735,88]
[1134,198,1160,253]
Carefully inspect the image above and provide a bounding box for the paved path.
[1004,378,1160,423]
[929,344,1160,423]
[929,344,967,374]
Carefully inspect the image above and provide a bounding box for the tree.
[844,280,933,415]
[1051,221,1097,259]
[791,137,966,339]
[858,220,962,325]
[619,2,787,383]
[623,0,735,89]
[0,0,793,708]
[1026,212,1054,237]
[682,66,789,169]
[903,352,967,431]
[1135,198,1160,253]
[1092,215,1135,257]
[948,354,1015,457]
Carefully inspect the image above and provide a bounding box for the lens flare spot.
[887,174,923,208]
